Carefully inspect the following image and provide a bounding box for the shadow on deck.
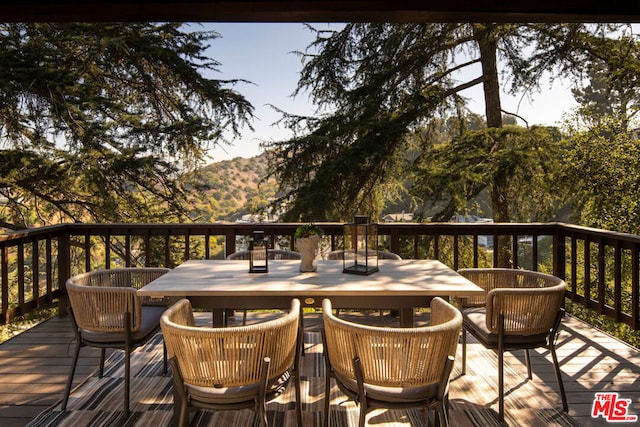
[1,310,639,426]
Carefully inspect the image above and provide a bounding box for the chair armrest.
[457,268,505,307]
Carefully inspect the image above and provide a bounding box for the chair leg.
[358,405,367,427]
[461,328,467,375]
[550,344,569,412]
[498,347,504,422]
[353,357,367,427]
[124,346,131,417]
[258,400,268,427]
[549,308,569,412]
[324,372,331,427]
[436,401,449,427]
[433,356,454,427]
[424,407,432,427]
[99,348,106,378]
[258,357,271,427]
[295,375,303,427]
[299,306,306,357]
[498,315,505,422]
[61,339,82,410]
[321,329,331,427]
[124,312,132,418]
[525,349,532,380]
[294,324,303,427]
[177,399,189,427]
[163,340,168,374]
[169,357,189,427]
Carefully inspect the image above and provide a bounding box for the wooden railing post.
[1,246,8,324]
[389,227,400,256]
[633,244,639,330]
[553,226,566,281]
[57,232,71,317]
[225,228,236,258]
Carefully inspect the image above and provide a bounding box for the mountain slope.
[183,152,277,222]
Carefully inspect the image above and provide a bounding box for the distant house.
[382,212,414,222]
[235,212,279,223]
[449,214,494,248]
[449,214,493,223]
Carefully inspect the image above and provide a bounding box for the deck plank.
[0,311,639,426]
[0,316,108,427]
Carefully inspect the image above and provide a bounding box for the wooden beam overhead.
[1,0,640,23]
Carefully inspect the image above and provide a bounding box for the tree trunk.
[475,24,503,130]
[475,24,511,267]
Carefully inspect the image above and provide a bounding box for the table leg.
[399,308,413,327]
[213,308,224,327]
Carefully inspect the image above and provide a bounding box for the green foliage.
[563,117,640,234]
[413,125,568,222]
[571,33,640,129]
[294,223,324,238]
[266,23,477,222]
[0,23,253,229]
[266,23,629,226]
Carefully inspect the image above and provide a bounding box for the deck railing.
[0,222,638,331]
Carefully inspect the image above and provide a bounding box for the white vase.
[296,235,320,272]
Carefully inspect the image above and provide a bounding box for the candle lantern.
[249,231,269,273]
[343,215,379,275]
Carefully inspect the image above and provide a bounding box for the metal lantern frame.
[248,230,269,273]
[343,215,379,275]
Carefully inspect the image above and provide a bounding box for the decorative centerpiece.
[343,214,379,275]
[295,223,324,272]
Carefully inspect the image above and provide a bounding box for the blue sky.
[201,23,327,161]
[202,23,576,161]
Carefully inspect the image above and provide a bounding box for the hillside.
[182,151,496,224]
[183,152,278,222]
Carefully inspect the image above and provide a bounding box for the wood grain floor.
[1,309,639,427]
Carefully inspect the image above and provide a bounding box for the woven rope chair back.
[322,297,461,387]
[161,298,300,387]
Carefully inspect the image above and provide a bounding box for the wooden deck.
[1,310,639,426]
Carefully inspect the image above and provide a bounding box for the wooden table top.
[138,259,484,298]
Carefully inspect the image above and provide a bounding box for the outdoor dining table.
[138,259,484,327]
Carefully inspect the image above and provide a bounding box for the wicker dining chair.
[161,298,303,427]
[62,267,170,418]
[321,297,462,427]
[457,268,569,422]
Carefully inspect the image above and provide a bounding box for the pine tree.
[0,23,253,229]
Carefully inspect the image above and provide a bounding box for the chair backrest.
[161,298,300,387]
[457,268,564,308]
[322,297,461,387]
[66,268,170,333]
[68,267,171,289]
[326,250,402,260]
[486,282,566,336]
[226,249,302,260]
